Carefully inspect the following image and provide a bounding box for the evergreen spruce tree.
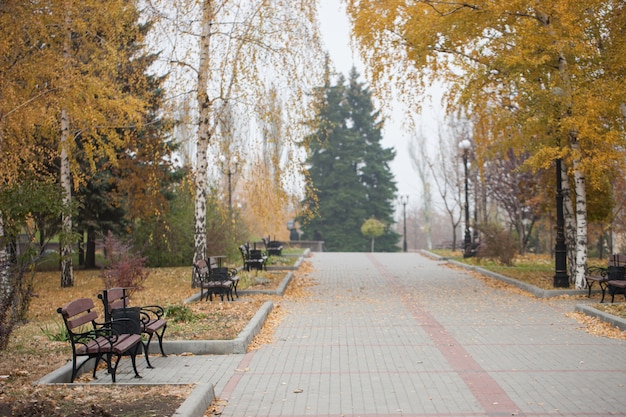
[302,67,399,252]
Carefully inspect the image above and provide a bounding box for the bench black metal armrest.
[585,266,610,302]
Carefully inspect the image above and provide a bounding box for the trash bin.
[608,265,625,296]
[111,307,142,354]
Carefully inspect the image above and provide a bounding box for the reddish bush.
[100,231,150,297]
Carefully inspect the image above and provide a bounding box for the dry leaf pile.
[0,260,314,417]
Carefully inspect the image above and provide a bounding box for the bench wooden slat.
[66,310,98,330]
[586,255,626,303]
[61,298,95,318]
[98,287,168,367]
[58,298,142,383]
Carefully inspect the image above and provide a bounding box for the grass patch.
[433,250,556,289]
[432,249,626,322]
[265,255,298,267]
[237,270,285,290]
[431,250,607,290]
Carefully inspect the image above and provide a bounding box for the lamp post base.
[553,272,569,288]
[463,230,474,258]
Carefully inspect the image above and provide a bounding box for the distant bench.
[239,244,267,271]
[585,254,626,303]
[194,258,239,301]
[262,236,283,256]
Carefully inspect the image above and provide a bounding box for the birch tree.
[347,0,626,288]
[2,0,151,288]
[144,0,323,273]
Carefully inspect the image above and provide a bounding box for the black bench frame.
[194,259,237,301]
[586,254,626,303]
[239,244,267,271]
[262,236,283,256]
[99,287,168,368]
[58,297,142,383]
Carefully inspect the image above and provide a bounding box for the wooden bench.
[98,287,167,368]
[239,244,267,271]
[262,236,283,256]
[209,257,239,299]
[194,259,236,301]
[57,297,142,383]
[607,279,626,303]
[585,254,626,303]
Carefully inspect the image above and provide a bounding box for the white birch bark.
[192,0,214,278]
[60,9,73,287]
[561,161,576,283]
[571,140,588,289]
[0,212,10,298]
[60,108,74,287]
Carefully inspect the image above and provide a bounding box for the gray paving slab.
[90,252,626,416]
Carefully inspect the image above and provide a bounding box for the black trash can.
[111,306,142,354]
[608,265,626,296]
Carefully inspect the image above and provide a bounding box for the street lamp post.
[400,195,408,252]
[219,155,238,212]
[458,139,473,258]
[553,158,569,287]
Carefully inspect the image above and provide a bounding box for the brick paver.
[105,252,626,416]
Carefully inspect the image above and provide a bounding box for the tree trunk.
[571,141,588,289]
[85,226,96,269]
[59,10,73,287]
[60,108,74,287]
[0,212,10,298]
[192,0,215,286]
[516,212,525,256]
[561,156,576,283]
[78,230,84,267]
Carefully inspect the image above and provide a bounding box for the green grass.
[432,249,557,289]
[431,249,626,319]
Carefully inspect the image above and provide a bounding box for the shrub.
[476,223,518,266]
[100,231,150,297]
[164,304,197,323]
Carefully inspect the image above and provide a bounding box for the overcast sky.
[317,0,446,211]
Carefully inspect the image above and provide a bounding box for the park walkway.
[112,252,626,416]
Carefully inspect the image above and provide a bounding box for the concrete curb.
[575,304,626,331]
[421,250,589,298]
[239,271,293,296]
[155,300,274,355]
[172,383,215,417]
[183,249,308,303]
[420,250,626,330]
[36,249,309,416]
[36,301,273,383]
[265,248,309,271]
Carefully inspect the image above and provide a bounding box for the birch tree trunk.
[60,108,74,287]
[0,212,10,298]
[192,0,214,284]
[561,161,576,282]
[571,139,588,289]
[59,9,74,287]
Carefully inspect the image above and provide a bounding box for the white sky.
[318,0,446,209]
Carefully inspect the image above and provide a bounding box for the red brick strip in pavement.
[221,350,256,400]
[367,253,523,417]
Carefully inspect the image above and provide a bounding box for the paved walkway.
[107,252,626,416]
